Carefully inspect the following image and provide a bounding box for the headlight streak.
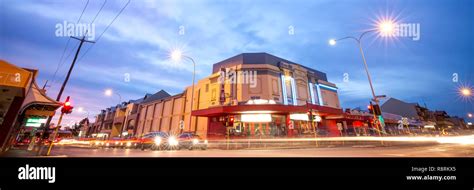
[199,135,474,145]
[168,136,179,146]
[154,137,162,145]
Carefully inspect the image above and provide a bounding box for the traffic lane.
[48,143,474,157]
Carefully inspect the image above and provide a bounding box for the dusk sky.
[1,0,473,126]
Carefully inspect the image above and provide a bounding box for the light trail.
[204,135,474,145]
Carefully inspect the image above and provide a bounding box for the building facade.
[88,94,152,138]
[134,53,351,139]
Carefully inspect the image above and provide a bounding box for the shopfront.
[193,102,343,139]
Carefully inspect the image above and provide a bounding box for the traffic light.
[229,116,234,126]
[61,96,74,114]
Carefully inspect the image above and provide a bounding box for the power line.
[77,0,130,63]
[54,0,107,90]
[49,0,90,89]
[91,0,108,24]
[53,0,106,87]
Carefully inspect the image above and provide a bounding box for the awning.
[0,60,33,91]
[325,113,372,121]
[192,103,343,117]
[19,82,61,117]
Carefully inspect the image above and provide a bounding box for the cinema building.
[135,53,371,139]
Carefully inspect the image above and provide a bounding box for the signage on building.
[25,117,47,127]
[219,68,226,104]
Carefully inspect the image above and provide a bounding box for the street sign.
[179,120,184,130]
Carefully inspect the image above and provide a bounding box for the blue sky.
[1,0,473,125]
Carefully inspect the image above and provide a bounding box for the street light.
[104,88,122,103]
[170,49,196,133]
[468,113,473,118]
[329,19,396,135]
[77,107,90,119]
[378,20,396,37]
[460,87,472,97]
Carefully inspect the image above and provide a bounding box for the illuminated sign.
[241,114,272,123]
[25,117,47,128]
[308,82,316,104]
[289,114,309,121]
[280,74,288,105]
[246,99,276,105]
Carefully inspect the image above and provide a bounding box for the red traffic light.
[61,96,74,114]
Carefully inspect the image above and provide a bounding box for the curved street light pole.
[334,29,385,137]
[334,29,378,103]
[115,92,122,104]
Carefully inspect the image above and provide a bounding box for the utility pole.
[38,36,94,155]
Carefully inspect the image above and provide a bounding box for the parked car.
[137,132,170,150]
[176,132,208,150]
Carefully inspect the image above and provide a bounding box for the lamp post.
[105,89,124,138]
[329,20,396,136]
[171,50,196,133]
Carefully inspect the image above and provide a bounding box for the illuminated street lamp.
[104,88,122,103]
[170,49,196,132]
[460,87,472,97]
[468,113,473,118]
[77,107,90,119]
[329,19,396,134]
[378,20,396,37]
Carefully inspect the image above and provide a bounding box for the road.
[25,143,474,157]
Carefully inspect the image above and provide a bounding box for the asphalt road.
[34,143,474,157]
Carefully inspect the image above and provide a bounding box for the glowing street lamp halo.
[104,88,113,96]
[170,49,183,61]
[460,87,472,97]
[455,83,474,102]
[377,19,397,37]
[328,39,337,46]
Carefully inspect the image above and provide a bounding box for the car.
[137,132,170,150]
[122,137,140,149]
[90,139,107,148]
[176,132,208,150]
[108,137,125,148]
